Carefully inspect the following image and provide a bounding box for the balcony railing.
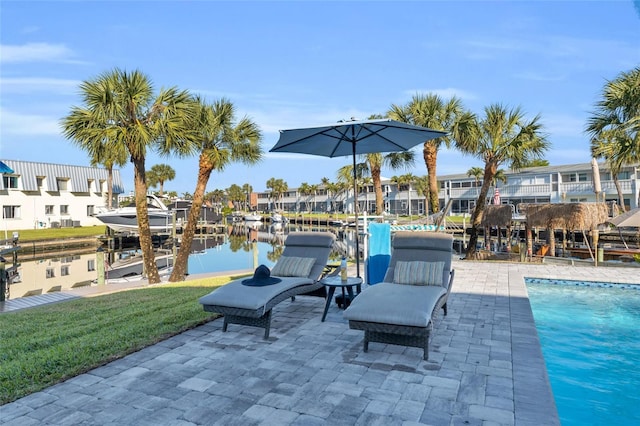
[559,180,633,194]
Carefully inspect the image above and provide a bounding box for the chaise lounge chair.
[343,231,454,360]
[199,231,336,339]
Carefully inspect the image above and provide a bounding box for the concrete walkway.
[1,261,639,425]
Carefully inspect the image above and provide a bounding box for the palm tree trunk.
[424,143,440,215]
[613,176,624,212]
[107,166,114,209]
[169,154,213,282]
[466,163,497,259]
[372,167,384,214]
[133,157,161,284]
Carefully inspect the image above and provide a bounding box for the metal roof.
[0,159,125,193]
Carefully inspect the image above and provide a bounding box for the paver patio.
[1,260,638,425]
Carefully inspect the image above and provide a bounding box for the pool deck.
[1,260,639,425]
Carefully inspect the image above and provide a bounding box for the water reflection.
[7,223,355,300]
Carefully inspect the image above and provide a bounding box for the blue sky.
[1,1,639,196]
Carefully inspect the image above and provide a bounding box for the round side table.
[320,276,363,322]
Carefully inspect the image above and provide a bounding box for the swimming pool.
[525,278,640,425]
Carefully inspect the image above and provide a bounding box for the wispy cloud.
[0,108,62,136]
[462,35,639,70]
[543,114,587,138]
[0,77,80,94]
[0,42,79,64]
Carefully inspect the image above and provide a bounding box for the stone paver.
[3,260,639,425]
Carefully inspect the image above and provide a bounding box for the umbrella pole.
[352,142,360,278]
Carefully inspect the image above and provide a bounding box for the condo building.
[256,162,640,216]
[0,160,124,231]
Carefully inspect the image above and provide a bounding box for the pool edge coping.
[510,268,561,426]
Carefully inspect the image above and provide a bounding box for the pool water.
[525,278,640,425]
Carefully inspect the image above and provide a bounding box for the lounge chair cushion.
[271,256,316,277]
[199,276,314,314]
[344,283,446,327]
[393,261,444,286]
[344,282,446,327]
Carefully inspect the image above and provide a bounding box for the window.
[37,177,44,188]
[87,205,95,216]
[2,175,18,189]
[60,205,69,215]
[45,205,54,215]
[2,205,20,219]
[618,171,631,180]
[87,179,94,192]
[61,266,70,276]
[87,259,96,272]
[57,178,69,191]
[46,268,55,279]
[578,173,588,182]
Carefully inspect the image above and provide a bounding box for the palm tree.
[520,158,550,168]
[358,152,415,215]
[586,66,640,210]
[414,175,429,215]
[61,68,197,284]
[389,93,473,215]
[321,177,334,212]
[591,133,627,210]
[226,185,244,210]
[309,184,320,212]
[266,178,288,211]
[298,182,312,212]
[242,183,254,211]
[399,173,416,216]
[146,164,175,197]
[337,163,369,214]
[206,189,226,213]
[467,166,483,187]
[456,104,549,259]
[169,97,262,282]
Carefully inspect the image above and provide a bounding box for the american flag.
[493,188,501,205]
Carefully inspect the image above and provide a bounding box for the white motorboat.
[270,212,287,223]
[244,213,263,222]
[95,194,174,234]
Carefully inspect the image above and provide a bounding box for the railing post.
[0,258,6,302]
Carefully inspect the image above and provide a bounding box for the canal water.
[6,222,355,301]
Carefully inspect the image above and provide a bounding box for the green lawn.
[4,226,108,242]
[0,275,242,405]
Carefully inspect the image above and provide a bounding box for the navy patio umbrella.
[270,118,446,277]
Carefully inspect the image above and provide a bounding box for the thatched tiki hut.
[481,205,513,252]
[525,203,609,259]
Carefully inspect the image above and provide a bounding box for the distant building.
[256,162,640,215]
[0,160,124,230]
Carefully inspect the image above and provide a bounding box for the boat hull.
[107,253,174,279]
[96,210,174,234]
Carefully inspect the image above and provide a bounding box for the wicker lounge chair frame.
[199,232,336,339]
[344,232,454,360]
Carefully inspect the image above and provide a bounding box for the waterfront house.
[0,160,124,230]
